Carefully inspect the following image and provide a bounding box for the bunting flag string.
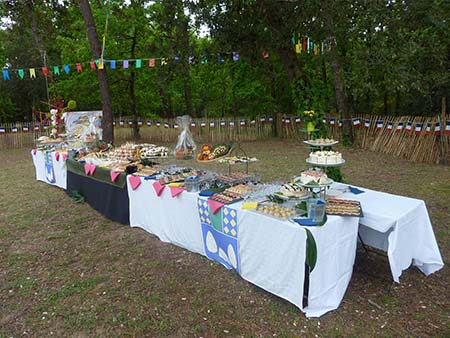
[376,120,384,131]
[415,123,423,135]
[292,33,336,55]
[387,121,393,132]
[0,116,447,136]
[425,122,431,136]
[405,122,413,133]
[352,118,361,127]
[1,51,245,81]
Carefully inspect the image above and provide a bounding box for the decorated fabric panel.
[197,198,240,273]
[44,151,56,184]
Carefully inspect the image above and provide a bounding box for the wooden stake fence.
[1,114,449,165]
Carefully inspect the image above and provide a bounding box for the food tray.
[306,158,345,167]
[295,178,334,188]
[209,192,243,205]
[326,198,363,217]
[216,173,256,185]
[159,171,198,184]
[303,140,339,147]
[225,184,254,197]
[252,203,304,220]
[273,191,310,200]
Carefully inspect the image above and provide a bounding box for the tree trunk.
[130,70,140,140]
[80,0,114,143]
[130,27,140,140]
[329,49,353,143]
[439,97,448,165]
[180,17,193,117]
[278,47,303,84]
[322,0,353,143]
[25,1,44,56]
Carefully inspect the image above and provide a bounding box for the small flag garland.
[353,118,361,127]
[405,122,412,133]
[2,52,247,81]
[415,123,423,135]
[376,120,384,130]
[387,122,393,132]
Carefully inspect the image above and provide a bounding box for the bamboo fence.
[1,114,449,164]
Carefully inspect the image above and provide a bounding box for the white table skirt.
[332,182,444,283]
[31,150,67,189]
[127,176,359,317]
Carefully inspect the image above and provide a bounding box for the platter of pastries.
[225,184,254,196]
[326,198,362,217]
[306,151,345,165]
[255,203,299,220]
[210,190,243,204]
[304,138,339,147]
[294,170,333,187]
[274,183,310,200]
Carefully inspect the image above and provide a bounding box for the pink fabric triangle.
[32,149,37,155]
[55,152,60,161]
[129,175,142,191]
[62,153,68,161]
[84,163,91,175]
[110,170,121,183]
[88,164,96,175]
[152,181,165,197]
[208,199,225,214]
[170,186,185,198]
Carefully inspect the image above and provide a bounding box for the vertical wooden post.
[439,97,448,165]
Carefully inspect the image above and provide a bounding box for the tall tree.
[79,0,114,143]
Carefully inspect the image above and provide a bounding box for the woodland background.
[0,0,449,125]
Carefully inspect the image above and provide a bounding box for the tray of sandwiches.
[325,198,363,217]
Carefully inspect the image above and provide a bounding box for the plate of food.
[274,183,310,200]
[294,170,334,187]
[326,198,363,217]
[254,203,300,220]
[303,138,339,147]
[197,142,233,162]
[210,190,243,204]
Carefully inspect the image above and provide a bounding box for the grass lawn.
[1,139,449,337]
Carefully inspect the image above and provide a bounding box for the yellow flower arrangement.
[301,110,320,131]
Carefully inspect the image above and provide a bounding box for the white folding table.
[331,182,444,282]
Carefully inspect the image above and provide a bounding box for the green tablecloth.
[66,158,127,188]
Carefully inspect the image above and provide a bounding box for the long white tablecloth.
[31,150,67,189]
[127,177,360,317]
[332,182,444,283]
[30,153,444,311]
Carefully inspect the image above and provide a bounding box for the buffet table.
[332,182,444,282]
[30,153,444,316]
[127,176,360,317]
[31,149,67,189]
[65,159,130,224]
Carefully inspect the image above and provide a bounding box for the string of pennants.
[291,34,336,55]
[112,116,275,129]
[1,52,244,81]
[351,118,450,136]
[2,116,449,135]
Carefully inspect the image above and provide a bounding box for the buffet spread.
[31,119,444,317]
